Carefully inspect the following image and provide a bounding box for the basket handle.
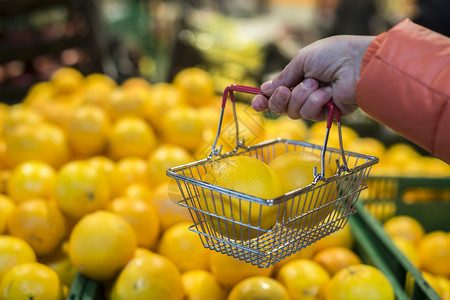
[209,85,263,157]
[314,100,349,183]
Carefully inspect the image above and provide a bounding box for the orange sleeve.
[355,19,450,164]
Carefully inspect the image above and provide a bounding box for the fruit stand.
[1,1,450,299]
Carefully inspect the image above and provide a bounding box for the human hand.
[252,35,375,121]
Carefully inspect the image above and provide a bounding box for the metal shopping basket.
[166,84,379,268]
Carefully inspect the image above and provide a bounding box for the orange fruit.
[54,160,111,220]
[391,237,421,268]
[108,116,157,160]
[182,270,226,300]
[276,258,330,300]
[2,104,44,136]
[68,211,137,281]
[7,160,56,203]
[147,144,194,186]
[274,244,315,273]
[325,264,395,300]
[312,247,362,276]
[39,243,77,287]
[210,250,274,290]
[268,151,335,229]
[67,104,111,157]
[7,199,66,256]
[383,215,425,245]
[418,231,450,277]
[133,247,154,259]
[110,253,183,300]
[160,106,205,152]
[143,83,185,130]
[112,157,149,196]
[121,77,151,91]
[50,67,84,93]
[201,156,284,240]
[313,223,354,252]
[228,276,290,300]
[263,116,308,142]
[107,197,160,249]
[0,235,36,281]
[157,222,209,272]
[0,262,63,300]
[123,183,153,201]
[107,87,149,120]
[0,195,15,234]
[173,67,215,107]
[150,182,192,232]
[5,122,70,168]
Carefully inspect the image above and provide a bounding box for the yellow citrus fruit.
[157,222,209,272]
[173,67,215,107]
[54,160,111,220]
[2,104,44,136]
[107,197,160,249]
[182,270,226,300]
[5,122,70,168]
[160,106,205,152]
[312,247,362,276]
[228,276,290,300]
[110,253,183,300]
[7,160,56,203]
[276,258,330,300]
[383,215,425,245]
[0,195,15,234]
[86,155,116,184]
[68,210,137,281]
[112,157,150,196]
[107,87,149,120]
[274,244,315,273]
[384,143,420,170]
[67,104,111,157]
[39,243,77,287]
[143,83,185,130]
[313,223,354,252]
[263,116,308,142]
[434,275,450,300]
[0,262,63,300]
[325,264,395,300]
[23,81,55,107]
[420,156,450,177]
[108,116,158,160]
[150,182,192,232]
[268,151,335,229]
[147,144,194,186]
[418,231,450,277]
[0,139,7,170]
[121,77,151,91]
[422,271,444,298]
[7,199,66,256]
[201,156,284,240]
[210,250,274,290]
[133,247,154,259]
[85,73,116,89]
[51,67,84,93]
[123,183,153,201]
[0,235,36,281]
[347,137,386,159]
[391,237,421,268]
[0,170,11,195]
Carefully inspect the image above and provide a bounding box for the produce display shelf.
[67,199,442,300]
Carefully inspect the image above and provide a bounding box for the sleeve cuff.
[360,32,388,76]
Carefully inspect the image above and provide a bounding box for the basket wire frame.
[167,85,378,268]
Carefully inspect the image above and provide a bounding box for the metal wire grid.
[167,139,378,268]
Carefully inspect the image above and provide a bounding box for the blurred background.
[2,0,450,102]
[1,0,450,147]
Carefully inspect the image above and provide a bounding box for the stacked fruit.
[0,66,445,299]
[383,215,450,299]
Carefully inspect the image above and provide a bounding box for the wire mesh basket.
[167,84,379,268]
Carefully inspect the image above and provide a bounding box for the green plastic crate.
[361,176,450,231]
[349,201,441,300]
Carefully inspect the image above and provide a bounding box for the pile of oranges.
[0,66,448,299]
